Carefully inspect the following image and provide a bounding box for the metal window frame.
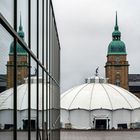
[36,0,39,139]
[0,13,59,87]
[13,0,17,140]
[0,0,60,140]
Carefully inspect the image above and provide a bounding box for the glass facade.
[0,0,60,140]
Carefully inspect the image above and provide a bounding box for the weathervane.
[95,67,99,76]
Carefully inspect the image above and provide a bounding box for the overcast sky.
[52,0,140,92]
[1,0,140,93]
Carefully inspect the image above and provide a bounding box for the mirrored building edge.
[0,0,60,140]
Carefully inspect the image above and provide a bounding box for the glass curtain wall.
[0,0,60,140]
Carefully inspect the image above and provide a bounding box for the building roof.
[129,74,140,82]
[108,40,126,55]
[0,75,7,93]
[128,74,140,92]
[61,76,140,110]
[0,74,6,85]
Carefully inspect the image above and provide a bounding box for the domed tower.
[105,12,129,90]
[7,15,28,88]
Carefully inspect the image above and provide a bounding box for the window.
[115,79,120,86]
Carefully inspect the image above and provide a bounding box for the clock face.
[115,56,120,63]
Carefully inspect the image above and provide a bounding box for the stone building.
[129,74,140,98]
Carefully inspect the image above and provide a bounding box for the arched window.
[115,79,120,86]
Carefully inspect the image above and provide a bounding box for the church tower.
[7,15,28,88]
[105,12,129,90]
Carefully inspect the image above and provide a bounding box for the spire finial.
[20,12,22,27]
[116,11,118,26]
[114,11,119,31]
[19,12,23,31]
[18,12,24,38]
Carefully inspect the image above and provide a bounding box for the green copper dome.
[112,30,121,37]
[108,40,126,54]
[9,42,27,55]
[107,12,126,55]
[9,14,27,55]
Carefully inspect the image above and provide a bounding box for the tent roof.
[0,77,47,110]
[61,77,140,110]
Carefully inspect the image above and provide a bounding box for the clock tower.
[105,12,129,90]
[7,15,28,88]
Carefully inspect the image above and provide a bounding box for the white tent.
[0,77,47,130]
[61,76,140,129]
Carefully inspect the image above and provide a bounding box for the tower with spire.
[105,12,129,90]
[7,14,28,88]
